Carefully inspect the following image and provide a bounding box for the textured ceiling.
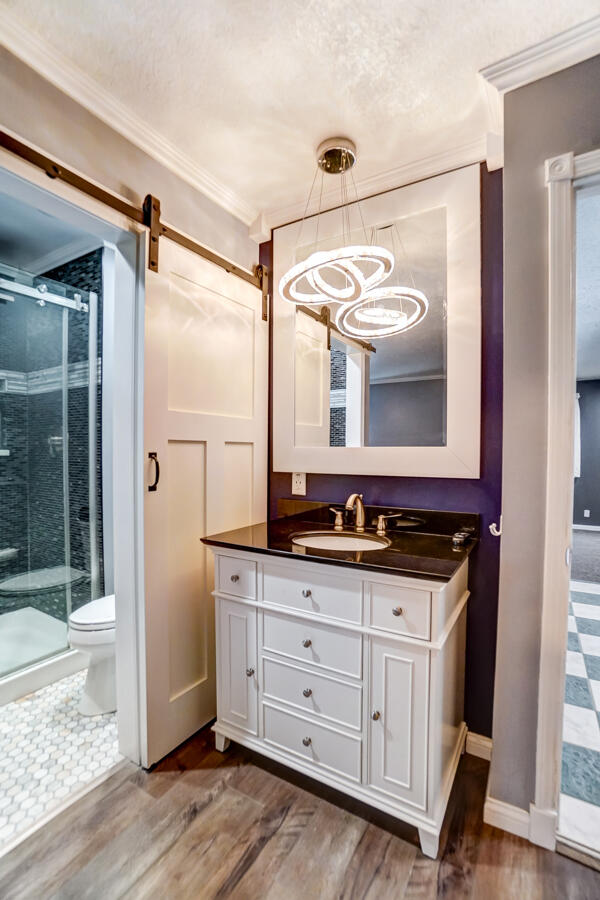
[2,1,599,220]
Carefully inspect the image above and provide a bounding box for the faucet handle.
[329,507,344,531]
[376,513,403,536]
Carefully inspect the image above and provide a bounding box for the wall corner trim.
[0,7,257,226]
[249,212,271,245]
[529,804,558,851]
[465,731,493,761]
[483,796,530,840]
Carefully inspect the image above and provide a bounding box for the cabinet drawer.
[263,703,361,782]
[263,611,362,678]
[263,563,362,623]
[262,656,362,730]
[369,583,431,640]
[217,556,256,599]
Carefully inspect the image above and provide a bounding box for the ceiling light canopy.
[279,137,429,341]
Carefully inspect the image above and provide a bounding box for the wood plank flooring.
[1,725,599,899]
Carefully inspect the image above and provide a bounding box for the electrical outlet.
[584,509,591,518]
[292,473,306,496]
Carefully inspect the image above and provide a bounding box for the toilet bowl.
[68,594,116,716]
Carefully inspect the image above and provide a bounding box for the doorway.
[558,176,600,859]
[0,160,142,852]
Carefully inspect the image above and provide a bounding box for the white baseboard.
[484,796,530,839]
[465,731,492,761]
[484,796,558,848]
[572,524,600,532]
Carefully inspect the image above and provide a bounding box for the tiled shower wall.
[44,249,104,596]
[0,298,29,581]
[329,347,346,447]
[0,249,104,621]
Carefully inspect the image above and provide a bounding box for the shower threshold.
[0,608,86,706]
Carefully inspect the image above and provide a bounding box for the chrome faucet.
[345,493,365,533]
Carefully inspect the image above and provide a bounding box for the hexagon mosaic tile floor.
[0,670,121,848]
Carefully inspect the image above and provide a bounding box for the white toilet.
[68,594,116,716]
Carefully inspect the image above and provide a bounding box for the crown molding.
[259,135,487,235]
[0,8,257,226]
[480,15,600,170]
[481,15,600,94]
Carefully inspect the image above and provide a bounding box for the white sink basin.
[291,531,390,551]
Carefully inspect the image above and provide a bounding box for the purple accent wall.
[262,164,503,737]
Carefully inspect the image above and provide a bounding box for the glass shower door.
[0,263,100,679]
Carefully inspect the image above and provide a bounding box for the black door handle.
[148,451,160,492]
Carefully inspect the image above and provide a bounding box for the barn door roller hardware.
[0,130,269,320]
[296,304,376,354]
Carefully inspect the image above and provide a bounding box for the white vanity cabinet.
[210,549,469,858]
[215,597,258,735]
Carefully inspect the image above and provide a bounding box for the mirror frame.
[272,164,481,477]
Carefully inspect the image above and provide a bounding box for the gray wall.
[489,55,600,811]
[0,49,257,272]
[369,379,445,446]
[574,380,600,526]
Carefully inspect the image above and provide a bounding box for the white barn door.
[142,239,267,766]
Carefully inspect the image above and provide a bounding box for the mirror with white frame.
[273,164,482,478]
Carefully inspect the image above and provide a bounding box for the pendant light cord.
[349,167,369,246]
[295,164,319,259]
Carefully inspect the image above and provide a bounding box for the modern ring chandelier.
[278,137,429,340]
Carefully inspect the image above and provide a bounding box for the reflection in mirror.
[293,207,447,447]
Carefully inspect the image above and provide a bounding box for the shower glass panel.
[0,260,103,679]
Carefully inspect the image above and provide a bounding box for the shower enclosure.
[0,258,103,685]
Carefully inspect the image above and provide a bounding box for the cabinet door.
[217,597,258,735]
[369,637,428,810]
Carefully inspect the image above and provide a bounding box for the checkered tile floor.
[560,587,600,852]
[0,670,122,851]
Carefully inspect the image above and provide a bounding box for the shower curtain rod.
[0,130,269,321]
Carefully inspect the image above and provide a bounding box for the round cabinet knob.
[302,688,312,698]
[246,667,255,677]
[392,607,403,617]
[372,710,381,721]
[230,574,240,583]
[302,737,312,747]
[302,638,312,648]
[302,589,312,598]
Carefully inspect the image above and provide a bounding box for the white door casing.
[143,238,267,766]
[530,150,600,850]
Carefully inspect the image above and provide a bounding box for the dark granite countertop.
[202,503,479,582]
